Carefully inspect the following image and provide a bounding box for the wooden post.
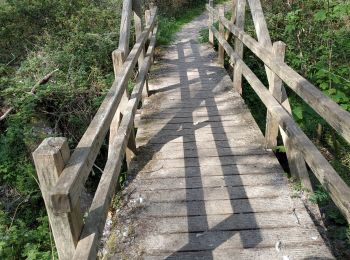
[133,0,147,101]
[218,6,225,66]
[233,0,246,94]
[265,41,285,149]
[33,138,83,260]
[265,41,312,191]
[208,0,214,45]
[110,49,137,166]
[225,0,237,41]
[144,9,152,96]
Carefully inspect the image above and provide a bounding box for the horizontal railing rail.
[33,0,158,259]
[207,3,350,144]
[206,1,350,223]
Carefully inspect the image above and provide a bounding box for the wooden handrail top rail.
[210,24,350,223]
[73,25,158,259]
[50,7,158,214]
[206,4,350,144]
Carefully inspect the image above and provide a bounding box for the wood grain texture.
[32,138,83,260]
[111,10,333,258]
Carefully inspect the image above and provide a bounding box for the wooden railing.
[207,0,350,223]
[32,0,158,259]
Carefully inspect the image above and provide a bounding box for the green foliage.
[309,186,331,206]
[0,0,122,258]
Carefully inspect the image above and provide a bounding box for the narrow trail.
[107,8,333,260]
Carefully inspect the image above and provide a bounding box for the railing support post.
[208,0,214,45]
[265,41,312,191]
[265,41,285,149]
[144,9,153,97]
[233,0,246,94]
[111,50,137,166]
[218,6,225,66]
[33,138,83,260]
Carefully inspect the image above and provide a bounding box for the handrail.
[73,24,158,259]
[32,1,158,259]
[50,7,158,214]
[210,24,350,223]
[207,4,350,144]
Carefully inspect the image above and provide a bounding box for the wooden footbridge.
[33,0,350,259]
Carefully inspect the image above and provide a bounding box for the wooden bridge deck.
[111,11,334,260]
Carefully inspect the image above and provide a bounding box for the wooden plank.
[141,197,304,217]
[143,227,327,253]
[264,43,283,149]
[208,0,214,45]
[218,6,225,66]
[144,244,334,259]
[119,0,133,55]
[141,211,315,234]
[225,0,237,41]
[207,4,350,144]
[73,25,158,260]
[141,146,269,159]
[247,0,274,87]
[263,41,310,189]
[110,49,137,167]
[50,9,158,214]
[130,185,289,202]
[134,173,285,191]
[232,0,246,94]
[210,24,350,222]
[32,138,83,260]
[133,164,282,179]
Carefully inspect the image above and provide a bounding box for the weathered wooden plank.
[139,146,270,160]
[143,244,334,260]
[208,0,214,45]
[32,138,83,260]
[73,24,158,260]
[134,173,285,191]
[131,185,289,202]
[207,4,350,144]
[232,0,246,94]
[137,132,264,146]
[119,0,133,55]
[141,196,300,217]
[133,164,282,179]
[210,24,350,222]
[263,41,310,190]
[218,6,225,66]
[110,49,137,167]
[143,227,327,253]
[264,42,283,148]
[142,211,315,234]
[50,9,158,214]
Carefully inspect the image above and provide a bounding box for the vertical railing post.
[110,50,137,167]
[265,41,285,149]
[218,6,225,66]
[208,0,214,45]
[233,0,246,94]
[33,138,83,260]
[144,9,152,97]
[265,41,312,191]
